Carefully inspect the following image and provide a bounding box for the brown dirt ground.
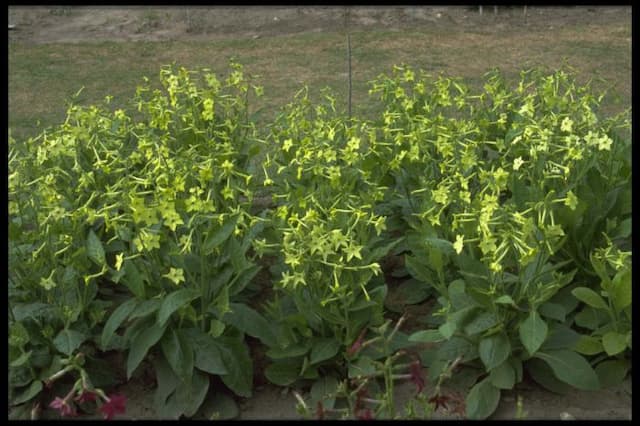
[8,5,632,421]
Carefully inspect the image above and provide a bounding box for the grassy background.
[8,7,631,141]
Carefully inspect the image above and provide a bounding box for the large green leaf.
[122,261,146,299]
[571,287,608,310]
[12,380,43,405]
[153,356,181,417]
[489,360,515,389]
[193,337,228,376]
[573,335,604,355]
[217,336,253,397]
[157,289,200,327]
[265,360,302,386]
[127,321,167,379]
[202,215,239,254]
[465,378,501,420]
[101,298,138,349]
[53,329,86,356]
[201,392,239,420]
[478,332,511,371]
[223,303,278,347]
[602,331,628,356]
[174,369,210,418]
[533,349,599,390]
[409,329,445,343]
[129,298,162,320]
[161,328,194,381]
[574,306,608,330]
[519,310,548,356]
[525,357,571,394]
[86,229,106,266]
[595,359,630,388]
[310,337,340,365]
[464,311,499,335]
[610,268,631,313]
[266,342,311,360]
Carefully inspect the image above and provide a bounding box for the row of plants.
[9,62,631,419]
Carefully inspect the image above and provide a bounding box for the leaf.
[404,255,436,285]
[265,360,302,386]
[202,392,239,420]
[538,302,566,322]
[10,351,31,368]
[223,303,278,347]
[228,264,261,296]
[494,295,516,305]
[602,331,628,356]
[409,329,445,343]
[266,342,311,360]
[364,237,403,263]
[161,328,194,381]
[348,356,378,378]
[101,298,138,349]
[436,336,478,363]
[540,324,580,351]
[610,267,631,313]
[129,298,162,320]
[574,306,608,330]
[310,337,340,365]
[595,359,630,388]
[86,229,106,266]
[127,321,167,379]
[464,311,499,335]
[519,310,548,356]
[533,349,599,390]
[217,336,253,397]
[438,321,456,339]
[122,261,146,298]
[465,378,501,420]
[573,335,604,355]
[525,357,571,394]
[193,337,228,376]
[178,369,210,418]
[156,289,199,327]
[396,279,431,305]
[478,332,511,371]
[153,355,180,415]
[571,287,609,310]
[12,380,43,405]
[202,215,239,254]
[489,361,515,390]
[53,329,86,356]
[310,376,339,410]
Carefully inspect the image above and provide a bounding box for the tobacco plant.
[366,65,631,418]
[9,63,270,418]
[256,89,400,386]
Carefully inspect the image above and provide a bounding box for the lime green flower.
[453,234,464,254]
[513,157,524,171]
[163,267,185,285]
[597,134,612,151]
[39,271,56,291]
[221,186,234,200]
[560,117,573,133]
[283,138,293,152]
[344,243,363,262]
[564,190,578,211]
[115,253,124,271]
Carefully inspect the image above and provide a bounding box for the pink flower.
[49,397,77,417]
[356,408,374,420]
[100,394,127,420]
[409,360,425,393]
[75,390,97,404]
[429,394,450,411]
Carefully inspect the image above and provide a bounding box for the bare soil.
[8,5,632,421]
